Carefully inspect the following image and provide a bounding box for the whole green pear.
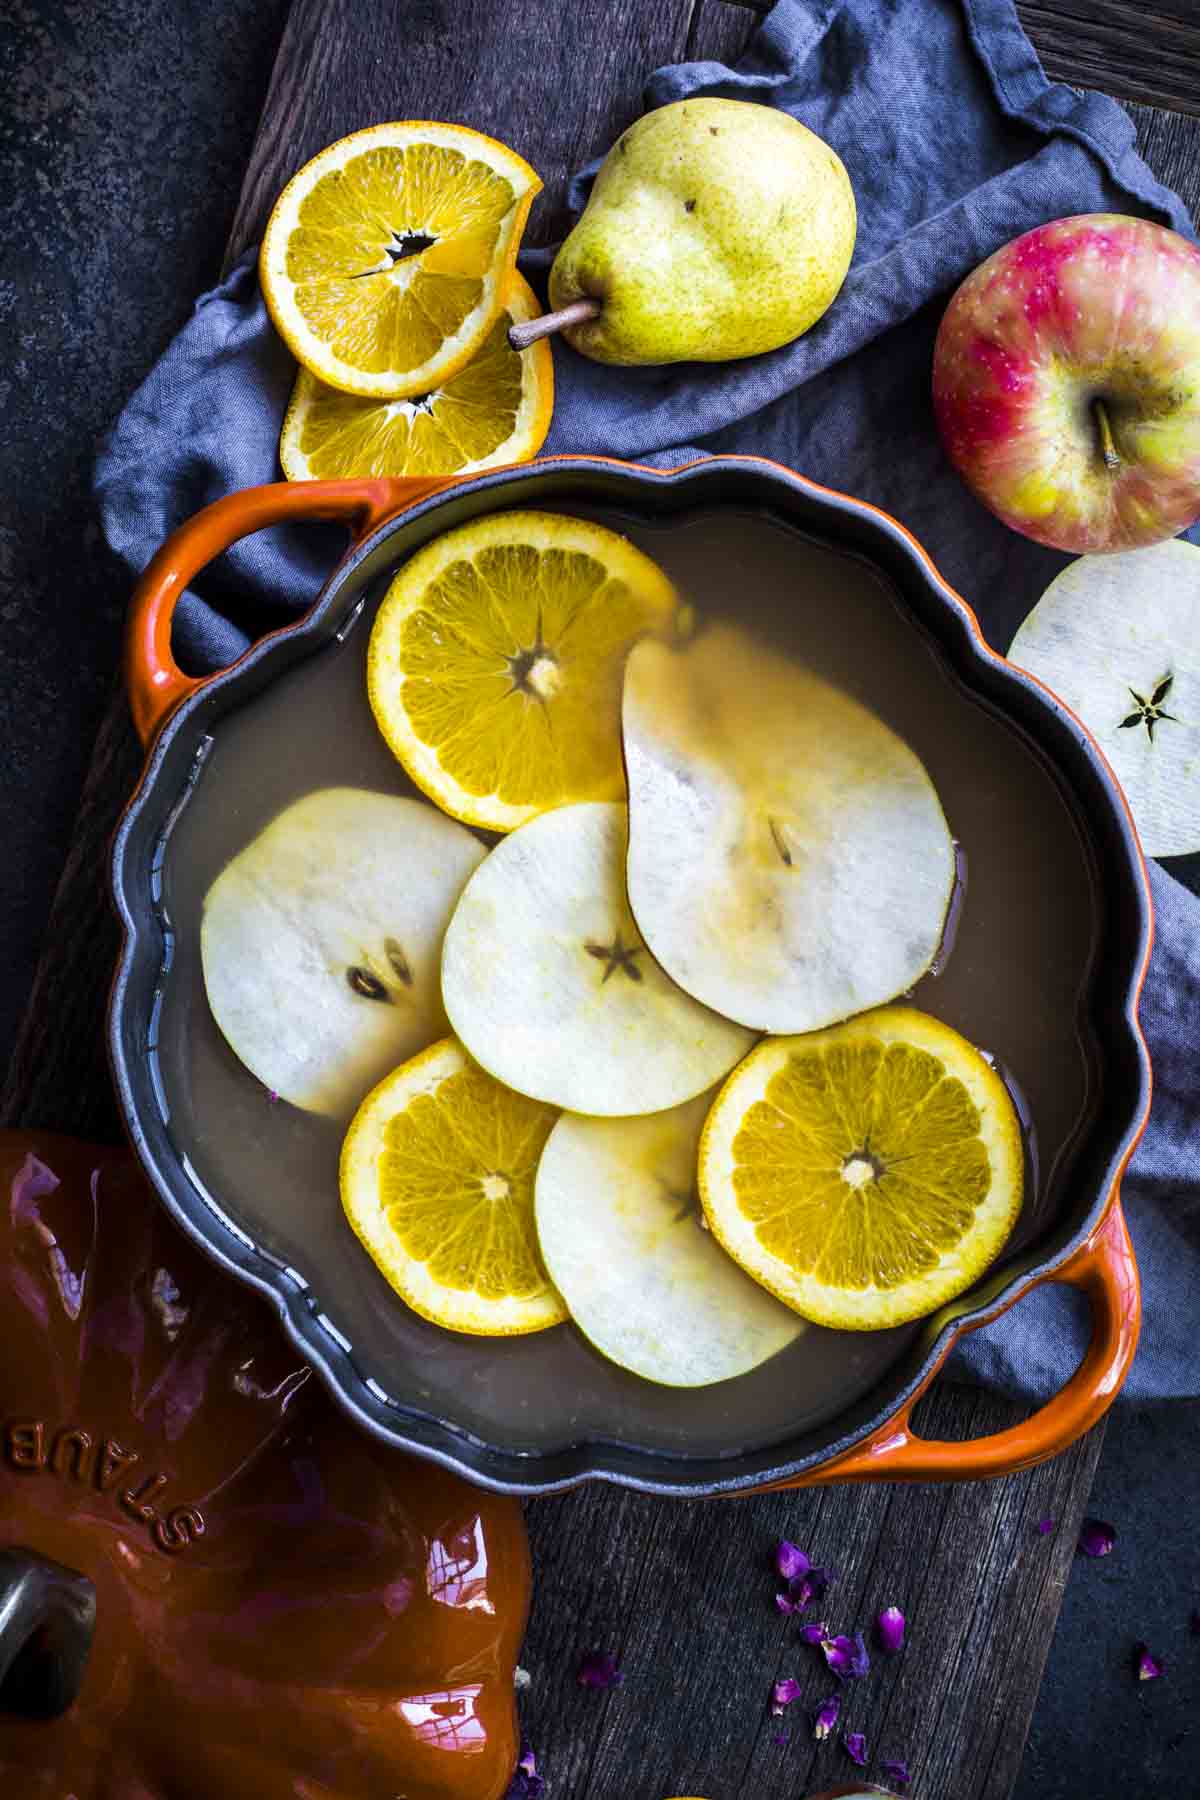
[547,97,856,365]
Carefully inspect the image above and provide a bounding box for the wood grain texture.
[519,1382,1104,1800]
[6,2,1193,1794]
[732,0,1200,119]
[224,0,732,263]
[0,677,139,1141]
[1016,2,1200,117]
[1130,102,1200,226]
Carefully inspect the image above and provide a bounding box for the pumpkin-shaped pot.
[0,1131,529,1798]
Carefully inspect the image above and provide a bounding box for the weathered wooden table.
[6,4,1198,1795]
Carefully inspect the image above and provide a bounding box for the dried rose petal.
[1134,1642,1163,1682]
[876,1605,905,1656]
[780,1576,834,1620]
[881,1756,911,1789]
[776,1540,810,1582]
[843,1730,868,1767]
[820,1634,854,1678]
[1078,1518,1116,1558]
[813,1694,840,1740]
[577,1650,623,1689]
[771,1677,801,1714]
[799,1621,829,1645]
[1036,1517,1054,1536]
[506,1746,545,1799]
[820,1630,870,1680]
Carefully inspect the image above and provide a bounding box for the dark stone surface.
[0,0,289,1063]
[2,4,1198,1796]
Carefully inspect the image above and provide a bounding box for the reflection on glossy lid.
[0,1130,530,1799]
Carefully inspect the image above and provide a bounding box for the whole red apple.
[932,214,1200,553]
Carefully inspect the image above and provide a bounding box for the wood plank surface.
[1015,2,1200,116]
[732,0,1200,118]
[224,0,756,262]
[5,4,1200,1796]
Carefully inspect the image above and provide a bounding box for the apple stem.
[508,298,602,351]
[1093,398,1121,472]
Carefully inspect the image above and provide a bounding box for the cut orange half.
[367,512,679,831]
[340,1037,566,1335]
[699,1006,1023,1330]
[279,274,553,480]
[261,121,541,399]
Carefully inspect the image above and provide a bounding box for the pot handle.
[126,476,454,748]
[0,1548,96,1718]
[766,1199,1139,1488]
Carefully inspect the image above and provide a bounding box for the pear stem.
[1093,398,1121,472]
[508,298,602,351]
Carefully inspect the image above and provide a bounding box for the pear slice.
[1008,540,1200,858]
[441,801,754,1114]
[622,623,956,1034]
[200,787,485,1118]
[535,1094,803,1387]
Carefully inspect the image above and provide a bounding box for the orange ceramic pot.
[109,457,1150,1496]
[0,1129,529,1797]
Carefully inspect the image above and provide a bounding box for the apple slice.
[441,801,754,1114]
[535,1093,803,1387]
[622,623,957,1033]
[1008,540,1200,857]
[201,787,485,1118]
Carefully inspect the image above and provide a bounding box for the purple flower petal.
[1078,1518,1116,1558]
[785,1576,815,1610]
[813,1694,840,1740]
[876,1605,905,1656]
[821,1634,854,1679]
[771,1677,801,1714]
[506,1746,545,1799]
[807,1565,836,1598]
[1135,1642,1164,1682]
[771,1731,789,1746]
[799,1621,829,1645]
[781,1571,826,1611]
[577,1650,623,1689]
[776,1540,810,1582]
[843,1730,868,1767]
[1036,1517,1055,1536]
[881,1756,911,1789]
[820,1629,870,1680]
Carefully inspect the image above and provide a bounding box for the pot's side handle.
[762,1200,1139,1489]
[126,476,454,748]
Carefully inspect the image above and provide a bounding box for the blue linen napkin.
[95,0,1200,1403]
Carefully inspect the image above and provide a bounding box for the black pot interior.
[109,458,1151,1494]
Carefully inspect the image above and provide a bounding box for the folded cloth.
[96,0,1200,1403]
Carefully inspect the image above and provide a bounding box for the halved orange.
[699,1006,1023,1329]
[279,274,553,480]
[261,121,541,399]
[367,512,679,831]
[340,1037,565,1335]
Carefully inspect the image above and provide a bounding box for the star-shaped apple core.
[1119,673,1177,743]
